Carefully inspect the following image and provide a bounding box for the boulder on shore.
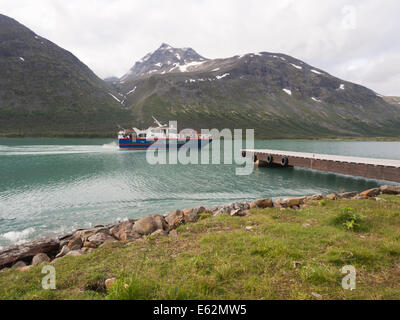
[0,238,59,270]
[380,185,400,195]
[286,197,306,207]
[274,197,305,208]
[12,261,27,269]
[150,229,168,238]
[360,188,381,198]
[32,253,51,266]
[67,237,83,250]
[132,214,168,236]
[274,199,285,208]
[73,226,111,242]
[87,233,115,248]
[352,195,368,200]
[17,265,32,272]
[165,210,185,230]
[254,199,274,209]
[326,193,338,200]
[213,203,249,217]
[337,192,358,199]
[66,251,82,257]
[110,220,140,241]
[183,206,207,223]
[56,245,70,258]
[304,194,325,202]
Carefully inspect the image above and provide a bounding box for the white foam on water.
[1,227,35,242]
[0,144,119,156]
[102,141,119,150]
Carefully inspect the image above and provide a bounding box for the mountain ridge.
[109,43,400,138]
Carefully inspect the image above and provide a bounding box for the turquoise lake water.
[1,138,400,249]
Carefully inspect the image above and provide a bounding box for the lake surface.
[1,138,400,249]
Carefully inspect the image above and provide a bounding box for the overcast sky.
[1,0,399,95]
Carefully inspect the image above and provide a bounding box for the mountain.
[120,43,208,82]
[1,15,399,140]
[0,14,130,136]
[110,43,400,138]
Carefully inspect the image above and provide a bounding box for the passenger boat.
[118,117,213,150]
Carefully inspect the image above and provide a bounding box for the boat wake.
[102,141,119,150]
[0,143,120,156]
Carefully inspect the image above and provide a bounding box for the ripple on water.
[1,138,400,248]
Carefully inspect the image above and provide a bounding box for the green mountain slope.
[113,45,400,138]
[0,14,130,136]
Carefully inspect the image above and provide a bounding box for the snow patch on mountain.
[169,64,179,72]
[127,87,137,95]
[108,93,122,104]
[178,61,206,72]
[311,69,323,75]
[216,73,230,80]
[290,63,302,70]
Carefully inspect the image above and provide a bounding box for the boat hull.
[118,138,212,150]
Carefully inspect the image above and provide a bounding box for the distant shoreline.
[1,133,400,142]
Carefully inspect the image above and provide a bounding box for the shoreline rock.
[0,184,398,271]
[0,238,60,270]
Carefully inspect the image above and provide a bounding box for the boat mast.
[152,116,166,127]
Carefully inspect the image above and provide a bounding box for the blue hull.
[118,138,212,149]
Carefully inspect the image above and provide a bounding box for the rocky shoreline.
[1,185,399,272]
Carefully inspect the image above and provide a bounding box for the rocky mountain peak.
[120,43,208,81]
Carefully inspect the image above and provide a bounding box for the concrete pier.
[242,149,400,183]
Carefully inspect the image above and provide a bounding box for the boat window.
[138,133,147,138]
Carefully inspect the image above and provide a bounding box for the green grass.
[1,196,400,300]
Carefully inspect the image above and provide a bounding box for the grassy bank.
[1,195,400,300]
